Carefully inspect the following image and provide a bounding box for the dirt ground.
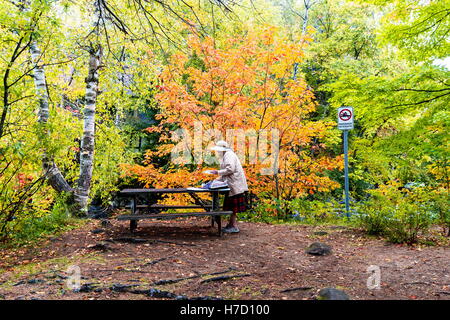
[0,214,449,300]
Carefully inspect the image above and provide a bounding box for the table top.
[119,187,230,195]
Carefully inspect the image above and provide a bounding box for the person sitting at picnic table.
[209,140,248,233]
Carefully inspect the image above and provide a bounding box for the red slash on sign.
[339,108,352,121]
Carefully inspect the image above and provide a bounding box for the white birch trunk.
[29,19,72,193]
[74,45,103,212]
[302,0,311,35]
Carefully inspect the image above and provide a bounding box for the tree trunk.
[15,0,72,193]
[302,0,311,35]
[30,41,73,193]
[74,45,103,213]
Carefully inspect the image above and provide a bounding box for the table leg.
[216,215,222,236]
[211,192,219,227]
[212,192,220,210]
[130,196,137,232]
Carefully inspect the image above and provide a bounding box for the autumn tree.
[122,27,343,211]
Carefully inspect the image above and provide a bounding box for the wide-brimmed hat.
[210,140,230,152]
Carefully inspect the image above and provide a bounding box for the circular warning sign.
[339,108,352,121]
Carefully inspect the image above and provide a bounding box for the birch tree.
[25,0,103,212]
[30,42,74,193]
[8,0,240,215]
[22,0,74,193]
[74,43,103,212]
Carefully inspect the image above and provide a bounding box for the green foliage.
[355,183,438,243]
[0,109,50,241]
[384,201,433,244]
[91,121,135,203]
[317,0,449,204]
[429,189,450,236]
[365,0,450,62]
[289,198,342,224]
[354,198,387,236]
[241,197,342,225]
[299,0,383,114]
[3,192,80,245]
[0,0,447,246]
[240,199,279,223]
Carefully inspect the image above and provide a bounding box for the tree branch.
[388,91,450,109]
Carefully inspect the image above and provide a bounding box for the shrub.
[426,189,449,236]
[383,200,433,244]
[241,197,341,224]
[355,182,436,243]
[240,198,279,223]
[289,198,340,224]
[354,198,392,235]
[4,192,79,245]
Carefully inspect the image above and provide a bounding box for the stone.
[306,242,332,256]
[317,288,350,300]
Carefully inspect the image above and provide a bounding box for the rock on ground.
[306,242,332,256]
[317,288,350,300]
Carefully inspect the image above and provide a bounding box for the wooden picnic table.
[117,188,232,236]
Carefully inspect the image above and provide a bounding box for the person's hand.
[210,170,218,174]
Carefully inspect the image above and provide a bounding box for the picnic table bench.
[117,188,232,236]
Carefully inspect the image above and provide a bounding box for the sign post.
[337,107,354,217]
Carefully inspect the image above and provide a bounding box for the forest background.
[0,0,448,245]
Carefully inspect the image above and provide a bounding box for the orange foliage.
[123,26,342,200]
